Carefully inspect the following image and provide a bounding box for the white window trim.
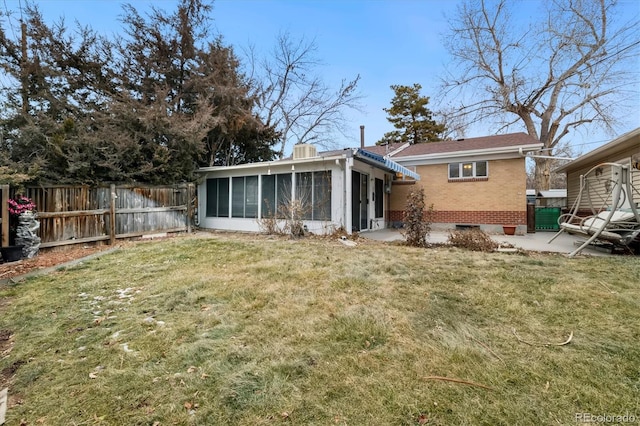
[448,161,489,179]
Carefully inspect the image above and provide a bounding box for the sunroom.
[196,145,420,234]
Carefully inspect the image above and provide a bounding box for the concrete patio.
[360,228,619,257]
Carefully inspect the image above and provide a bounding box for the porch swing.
[547,161,640,257]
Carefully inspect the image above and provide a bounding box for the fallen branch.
[424,376,494,391]
[512,329,573,347]
[598,281,616,294]
[468,335,505,363]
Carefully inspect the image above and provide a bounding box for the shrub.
[447,229,498,252]
[401,187,433,247]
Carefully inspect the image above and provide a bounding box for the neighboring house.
[555,127,640,213]
[536,189,567,208]
[196,144,419,234]
[379,133,543,233]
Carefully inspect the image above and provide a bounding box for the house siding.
[566,148,640,212]
[389,158,527,226]
[197,157,393,234]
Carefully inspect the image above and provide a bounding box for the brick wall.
[389,158,528,225]
[388,209,526,225]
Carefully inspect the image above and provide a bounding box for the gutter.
[195,153,349,173]
[518,147,575,161]
[395,143,543,163]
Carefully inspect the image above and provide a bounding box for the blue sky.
[5,0,640,154]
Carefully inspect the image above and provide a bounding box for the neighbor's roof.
[538,189,567,198]
[391,132,542,158]
[361,142,409,157]
[554,127,640,173]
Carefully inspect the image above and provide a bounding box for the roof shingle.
[380,132,540,157]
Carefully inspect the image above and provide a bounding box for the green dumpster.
[535,207,561,231]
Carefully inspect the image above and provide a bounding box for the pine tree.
[377,84,445,145]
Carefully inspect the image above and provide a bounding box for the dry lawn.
[0,233,638,425]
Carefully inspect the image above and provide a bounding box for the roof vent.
[293,144,317,160]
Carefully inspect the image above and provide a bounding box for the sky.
[4,0,640,155]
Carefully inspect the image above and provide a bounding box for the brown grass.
[0,232,638,425]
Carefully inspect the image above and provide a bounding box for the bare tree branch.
[440,0,639,190]
[246,32,363,158]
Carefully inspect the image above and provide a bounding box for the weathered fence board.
[1,183,196,249]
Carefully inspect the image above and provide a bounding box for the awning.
[354,149,421,180]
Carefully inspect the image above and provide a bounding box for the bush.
[257,197,308,237]
[401,187,433,247]
[447,229,499,252]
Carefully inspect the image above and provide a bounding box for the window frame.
[448,161,489,180]
[261,173,292,219]
[295,170,332,221]
[231,175,259,218]
[205,177,230,217]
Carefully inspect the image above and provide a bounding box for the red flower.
[7,196,36,216]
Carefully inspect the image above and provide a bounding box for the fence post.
[1,185,9,247]
[109,184,116,245]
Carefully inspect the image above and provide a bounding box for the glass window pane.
[462,162,473,177]
[277,174,292,218]
[262,175,276,218]
[296,172,313,220]
[449,163,460,178]
[232,177,244,218]
[218,178,229,217]
[375,178,384,218]
[313,171,331,221]
[245,176,258,218]
[476,161,487,177]
[206,179,218,217]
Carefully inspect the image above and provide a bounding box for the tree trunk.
[533,157,551,192]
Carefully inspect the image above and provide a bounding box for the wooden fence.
[1,183,195,249]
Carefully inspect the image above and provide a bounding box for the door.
[351,171,369,231]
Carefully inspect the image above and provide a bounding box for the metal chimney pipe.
[360,125,365,148]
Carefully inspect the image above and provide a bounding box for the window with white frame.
[231,175,258,218]
[261,173,292,218]
[448,161,488,179]
[206,177,230,217]
[295,171,332,220]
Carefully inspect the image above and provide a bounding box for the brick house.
[369,133,542,233]
[196,133,541,235]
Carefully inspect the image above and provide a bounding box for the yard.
[0,233,638,425]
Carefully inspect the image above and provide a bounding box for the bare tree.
[435,105,469,141]
[442,0,639,190]
[248,32,362,158]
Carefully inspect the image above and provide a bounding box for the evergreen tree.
[0,0,277,184]
[377,84,445,145]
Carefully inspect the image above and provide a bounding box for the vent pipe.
[360,125,365,148]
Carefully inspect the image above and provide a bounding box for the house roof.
[538,189,567,198]
[390,132,541,158]
[360,142,409,157]
[195,147,421,180]
[554,127,640,173]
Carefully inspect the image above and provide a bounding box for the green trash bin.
[535,207,561,231]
